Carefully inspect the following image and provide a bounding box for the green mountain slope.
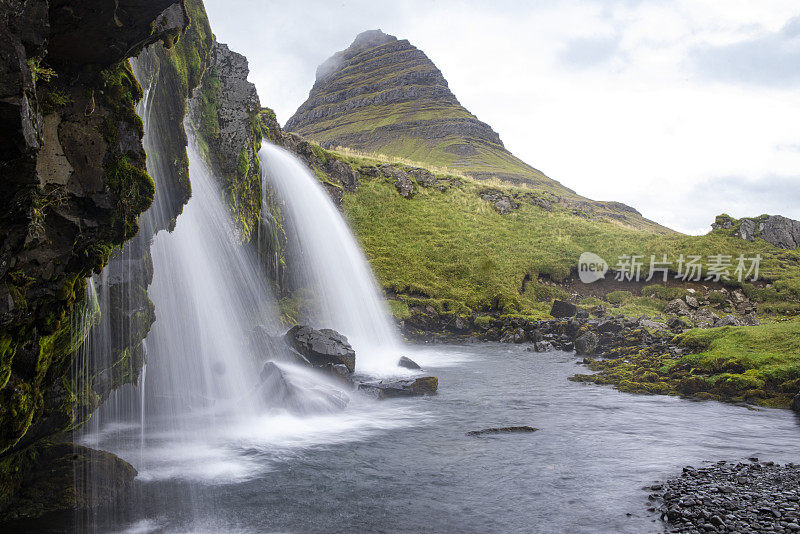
[285,30,640,214]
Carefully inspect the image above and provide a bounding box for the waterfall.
[68,56,418,533]
[259,144,403,375]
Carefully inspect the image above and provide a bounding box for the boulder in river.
[284,325,356,372]
[358,377,438,399]
[398,356,422,370]
[466,426,538,436]
[793,392,800,413]
[550,300,577,318]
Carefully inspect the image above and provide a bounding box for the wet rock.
[358,376,438,399]
[259,361,349,414]
[322,363,354,385]
[526,341,553,353]
[575,332,599,356]
[284,325,356,372]
[466,426,538,436]
[1,443,137,521]
[792,393,800,413]
[398,356,422,370]
[654,461,800,533]
[550,300,578,318]
[500,327,527,343]
[597,319,623,334]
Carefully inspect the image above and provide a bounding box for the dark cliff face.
[284,29,570,193]
[0,0,191,518]
[191,40,263,243]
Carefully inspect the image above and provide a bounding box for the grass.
[332,155,800,318]
[677,320,800,385]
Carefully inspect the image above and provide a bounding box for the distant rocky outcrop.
[283,29,672,234]
[713,214,800,250]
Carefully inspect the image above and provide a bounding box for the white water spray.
[259,144,403,375]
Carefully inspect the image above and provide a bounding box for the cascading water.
[68,59,418,533]
[259,144,403,375]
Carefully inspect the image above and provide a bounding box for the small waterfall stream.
[259,144,402,375]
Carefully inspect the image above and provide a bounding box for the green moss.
[606,291,634,305]
[387,299,410,320]
[570,318,800,408]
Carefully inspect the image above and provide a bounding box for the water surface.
[18,343,800,533]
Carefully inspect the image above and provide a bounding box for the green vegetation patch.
[571,319,800,408]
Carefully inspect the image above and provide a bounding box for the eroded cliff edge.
[0,0,197,519]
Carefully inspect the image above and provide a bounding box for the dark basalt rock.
[653,460,800,533]
[0,0,191,514]
[574,332,599,356]
[466,426,538,436]
[1,442,137,522]
[358,376,438,399]
[793,392,800,413]
[550,300,578,318]
[284,325,356,373]
[398,356,422,370]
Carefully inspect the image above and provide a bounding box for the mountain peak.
[288,31,572,194]
[315,29,398,82]
[351,29,396,49]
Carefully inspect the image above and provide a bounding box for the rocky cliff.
[0,0,202,519]
[191,40,264,243]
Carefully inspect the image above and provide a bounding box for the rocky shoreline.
[398,294,800,409]
[651,460,800,533]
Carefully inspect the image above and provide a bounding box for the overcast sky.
[205,0,800,234]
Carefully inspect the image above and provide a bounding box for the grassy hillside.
[282,137,800,407]
[322,148,800,319]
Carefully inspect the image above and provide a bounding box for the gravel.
[648,460,800,533]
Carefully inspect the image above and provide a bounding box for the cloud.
[557,35,623,69]
[692,16,800,87]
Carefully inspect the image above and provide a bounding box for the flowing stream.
[259,144,402,375]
